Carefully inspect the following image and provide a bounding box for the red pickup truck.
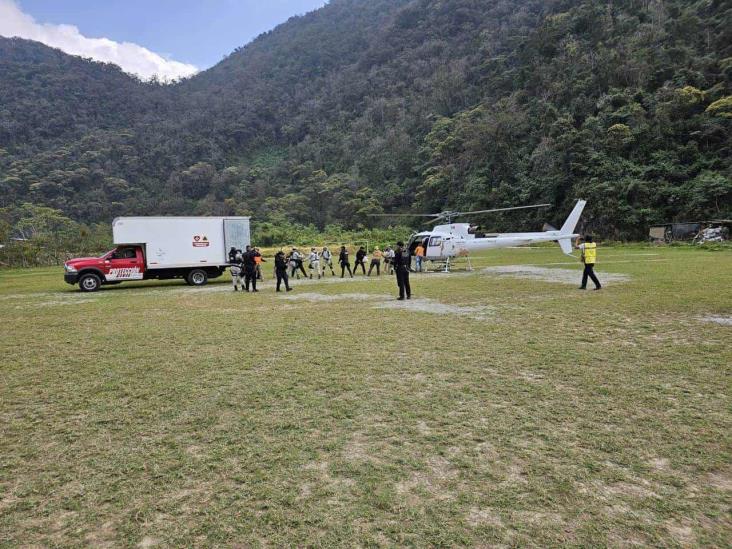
[63,245,227,291]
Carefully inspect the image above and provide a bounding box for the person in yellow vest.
[576,235,601,290]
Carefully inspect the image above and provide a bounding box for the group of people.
[229,236,601,298]
[281,245,399,280]
[228,242,413,299]
[228,246,265,292]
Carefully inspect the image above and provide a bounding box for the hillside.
[0,0,730,240]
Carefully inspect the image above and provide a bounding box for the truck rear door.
[223,219,250,257]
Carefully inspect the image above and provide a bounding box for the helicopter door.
[427,236,445,258]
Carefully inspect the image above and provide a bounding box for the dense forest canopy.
[0,0,730,249]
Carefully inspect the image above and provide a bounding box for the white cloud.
[0,0,198,81]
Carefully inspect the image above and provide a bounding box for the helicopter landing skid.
[438,255,472,273]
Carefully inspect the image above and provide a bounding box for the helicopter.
[369,200,586,272]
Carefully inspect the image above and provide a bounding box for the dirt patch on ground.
[705,471,732,492]
[649,457,670,471]
[665,520,695,546]
[342,431,370,462]
[282,292,388,303]
[85,520,117,548]
[599,481,660,500]
[284,292,494,319]
[375,298,494,319]
[482,265,630,285]
[466,507,503,528]
[396,456,459,505]
[699,315,732,326]
[32,298,99,307]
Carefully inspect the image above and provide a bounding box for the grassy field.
[1,246,730,547]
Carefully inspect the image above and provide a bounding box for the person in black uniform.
[393,241,411,300]
[242,245,258,292]
[339,245,353,278]
[354,246,367,275]
[274,250,292,292]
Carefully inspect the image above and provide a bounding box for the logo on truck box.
[192,235,210,247]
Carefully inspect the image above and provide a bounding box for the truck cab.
[64,245,145,291]
[64,244,226,292]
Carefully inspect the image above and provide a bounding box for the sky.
[0,0,327,80]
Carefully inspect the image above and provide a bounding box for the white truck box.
[112,216,250,269]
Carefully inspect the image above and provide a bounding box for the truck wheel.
[187,269,208,286]
[79,273,101,292]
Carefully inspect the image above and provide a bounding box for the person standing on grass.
[230,251,244,291]
[308,247,321,279]
[242,245,259,292]
[253,247,265,280]
[383,246,395,275]
[576,235,601,290]
[354,246,367,275]
[274,250,292,292]
[414,241,426,272]
[339,245,353,278]
[289,248,307,279]
[368,247,383,276]
[321,246,335,276]
[393,241,411,300]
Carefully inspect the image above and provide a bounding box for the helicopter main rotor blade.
[454,203,551,216]
[367,213,441,217]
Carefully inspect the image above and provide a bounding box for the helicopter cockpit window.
[429,236,442,247]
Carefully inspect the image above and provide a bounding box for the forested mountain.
[1,0,730,242]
